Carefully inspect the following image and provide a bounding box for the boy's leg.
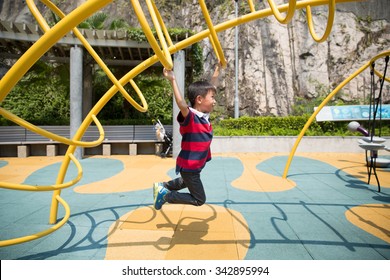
[153,177,185,201]
[164,177,186,191]
[153,177,186,210]
[165,171,206,206]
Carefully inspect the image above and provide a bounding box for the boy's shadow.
[156,220,210,250]
[154,205,216,250]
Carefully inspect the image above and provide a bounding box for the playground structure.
[0,0,388,247]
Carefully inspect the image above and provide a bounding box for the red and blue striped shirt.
[176,108,213,174]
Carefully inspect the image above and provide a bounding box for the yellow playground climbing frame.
[0,0,388,246]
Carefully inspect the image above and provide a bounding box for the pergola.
[0,20,192,66]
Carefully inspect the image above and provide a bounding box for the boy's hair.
[187,80,216,107]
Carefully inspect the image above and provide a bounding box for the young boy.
[153,63,221,210]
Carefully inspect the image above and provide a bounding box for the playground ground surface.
[0,152,389,265]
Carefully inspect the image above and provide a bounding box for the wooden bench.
[0,125,172,157]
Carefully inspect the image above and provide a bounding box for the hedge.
[213,115,390,136]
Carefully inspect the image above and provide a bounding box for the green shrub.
[213,115,390,136]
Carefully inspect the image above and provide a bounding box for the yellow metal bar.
[18,0,147,226]
[208,35,221,62]
[22,0,119,225]
[0,0,112,102]
[130,0,173,70]
[151,0,174,47]
[0,109,105,147]
[25,0,51,31]
[146,0,173,50]
[306,0,335,42]
[267,0,296,24]
[159,1,356,60]
[1,0,362,236]
[45,0,358,225]
[198,0,227,68]
[0,194,70,247]
[145,0,173,66]
[282,50,390,178]
[26,0,148,113]
[372,60,390,83]
[248,0,256,13]
[48,51,161,223]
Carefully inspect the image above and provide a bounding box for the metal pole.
[172,50,185,158]
[70,45,83,159]
[234,0,239,118]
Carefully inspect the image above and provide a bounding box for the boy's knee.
[196,197,206,206]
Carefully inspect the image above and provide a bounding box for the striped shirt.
[176,107,213,174]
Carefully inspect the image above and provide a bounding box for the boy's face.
[195,90,216,113]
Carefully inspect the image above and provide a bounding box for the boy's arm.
[163,68,189,118]
[210,62,222,87]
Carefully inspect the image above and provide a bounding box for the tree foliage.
[93,68,173,125]
[1,61,70,125]
[78,12,108,30]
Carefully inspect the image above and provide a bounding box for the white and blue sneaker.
[153,183,169,210]
[153,183,162,200]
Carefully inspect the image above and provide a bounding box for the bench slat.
[0,125,173,143]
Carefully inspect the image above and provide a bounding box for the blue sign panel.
[315,105,390,121]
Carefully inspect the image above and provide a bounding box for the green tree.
[78,12,108,30]
[1,61,70,125]
[94,68,173,125]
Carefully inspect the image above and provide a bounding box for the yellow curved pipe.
[247,0,256,13]
[0,194,70,247]
[146,0,173,51]
[268,0,297,24]
[151,0,174,47]
[20,0,146,227]
[44,0,369,226]
[0,0,357,104]
[209,34,222,62]
[371,60,390,83]
[0,0,112,102]
[0,0,363,244]
[130,0,173,70]
[198,0,227,68]
[25,0,51,31]
[0,109,104,147]
[306,0,335,43]
[145,1,356,64]
[26,0,148,113]
[282,50,390,178]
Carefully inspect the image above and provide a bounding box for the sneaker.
[153,182,164,200]
[154,185,169,210]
